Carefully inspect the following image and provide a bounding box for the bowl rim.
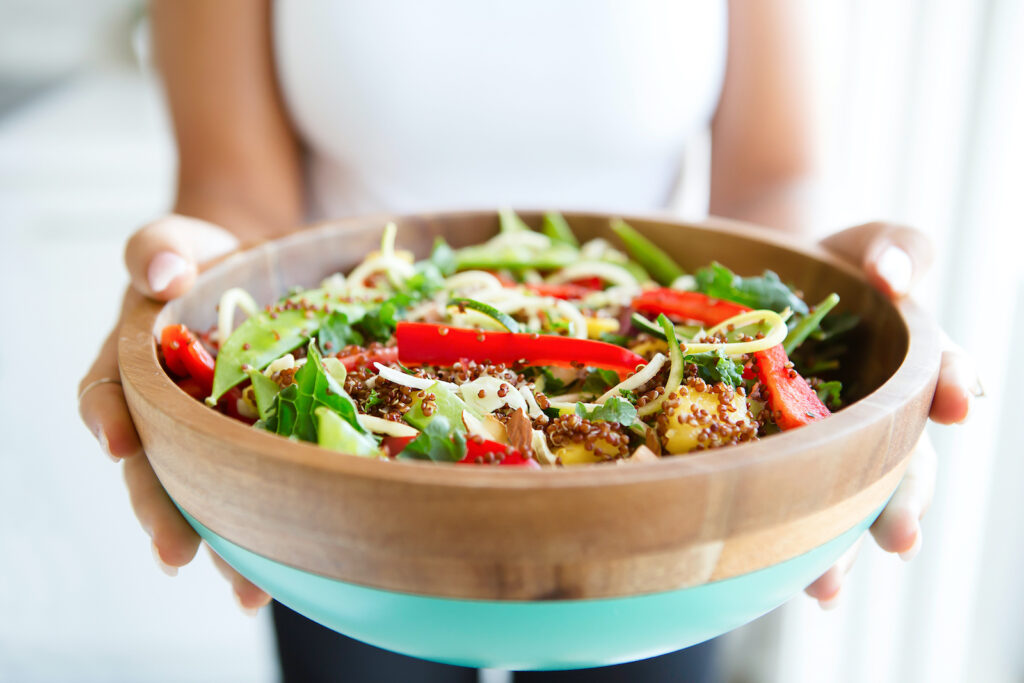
[119,210,941,492]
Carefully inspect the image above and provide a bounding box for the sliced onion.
[459,376,527,415]
[216,287,259,343]
[347,256,415,292]
[531,430,557,465]
[518,385,544,418]
[463,410,507,442]
[358,414,418,437]
[373,363,458,392]
[442,270,505,294]
[596,353,667,404]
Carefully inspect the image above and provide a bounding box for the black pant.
[273,601,720,683]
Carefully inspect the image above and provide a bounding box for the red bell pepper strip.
[160,324,216,394]
[395,322,646,377]
[337,346,400,372]
[458,439,538,467]
[497,275,604,300]
[632,288,748,326]
[630,290,830,429]
[382,433,537,467]
[753,344,831,430]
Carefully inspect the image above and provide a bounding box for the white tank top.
[273,1,727,220]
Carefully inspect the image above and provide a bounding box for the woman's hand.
[803,222,982,608]
[78,215,272,613]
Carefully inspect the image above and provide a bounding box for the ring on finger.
[78,377,122,403]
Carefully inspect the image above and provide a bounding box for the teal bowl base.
[181,507,880,671]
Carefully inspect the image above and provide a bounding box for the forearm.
[153,0,304,245]
[709,174,819,236]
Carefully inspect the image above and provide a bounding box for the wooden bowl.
[119,211,939,669]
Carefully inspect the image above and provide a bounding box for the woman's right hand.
[77,215,272,613]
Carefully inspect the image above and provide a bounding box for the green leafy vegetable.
[363,389,383,411]
[581,368,620,395]
[599,332,631,347]
[574,396,639,427]
[684,350,744,387]
[429,237,457,276]
[541,212,579,247]
[609,218,685,286]
[398,416,467,462]
[814,380,843,409]
[784,293,840,354]
[537,367,567,394]
[262,341,368,443]
[695,262,808,315]
[318,311,365,355]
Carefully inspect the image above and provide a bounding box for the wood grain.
[118,211,940,600]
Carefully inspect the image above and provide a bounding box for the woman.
[78,1,978,681]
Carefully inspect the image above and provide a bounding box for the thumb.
[820,221,934,299]
[124,214,240,301]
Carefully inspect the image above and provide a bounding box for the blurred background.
[0,1,1020,682]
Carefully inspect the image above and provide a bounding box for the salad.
[159,211,853,467]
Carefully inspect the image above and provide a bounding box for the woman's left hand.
[802,222,982,608]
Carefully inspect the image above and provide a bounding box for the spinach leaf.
[398,416,467,462]
[684,350,744,387]
[574,396,638,427]
[695,262,808,315]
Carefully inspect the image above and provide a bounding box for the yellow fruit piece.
[586,317,621,339]
[662,386,752,455]
[555,439,620,465]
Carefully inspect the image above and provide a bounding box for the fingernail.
[148,251,189,293]
[899,531,922,561]
[875,244,913,295]
[819,591,842,611]
[151,542,178,577]
[95,425,119,463]
[235,593,260,617]
[970,375,985,398]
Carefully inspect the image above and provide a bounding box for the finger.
[78,319,141,461]
[930,343,983,425]
[123,454,201,570]
[124,214,239,300]
[207,546,272,614]
[804,534,864,609]
[820,222,934,298]
[870,434,937,557]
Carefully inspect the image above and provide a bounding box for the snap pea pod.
[609,218,685,286]
[209,290,365,403]
[453,243,579,271]
[541,211,579,247]
[783,293,840,354]
[499,207,532,233]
